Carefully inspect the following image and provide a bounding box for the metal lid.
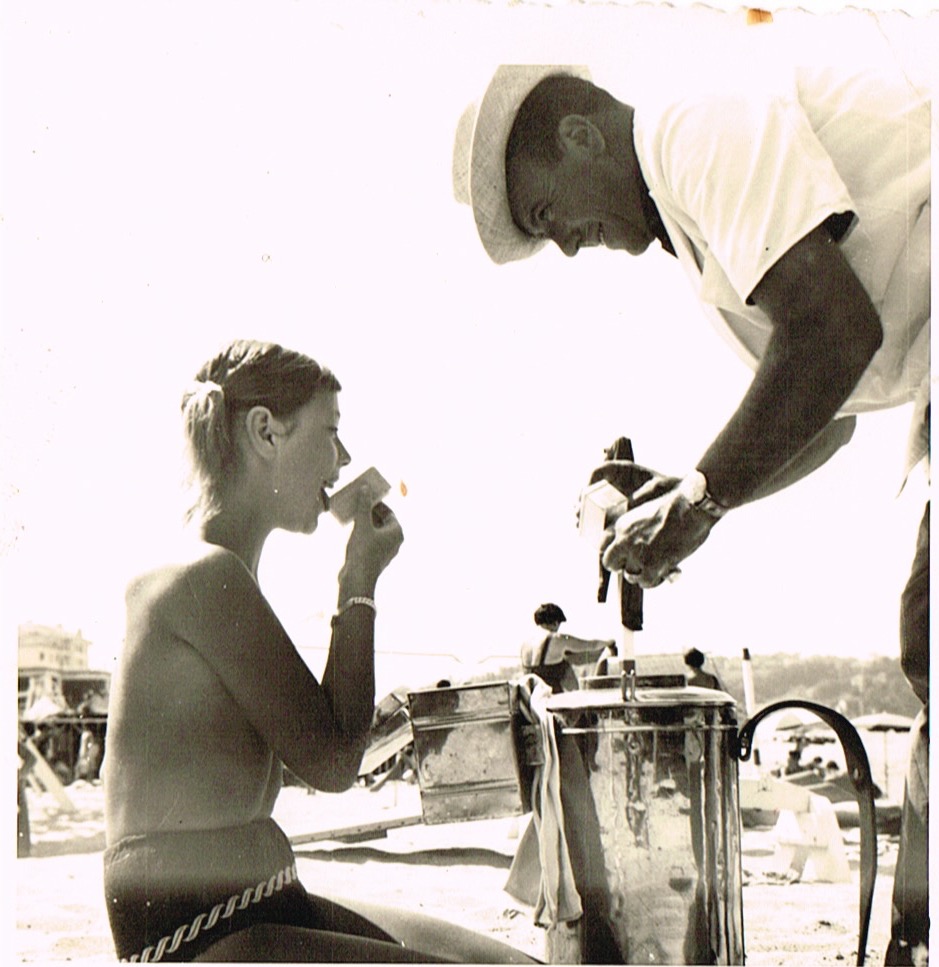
[546,684,736,714]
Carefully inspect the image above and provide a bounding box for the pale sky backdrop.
[2,1,935,699]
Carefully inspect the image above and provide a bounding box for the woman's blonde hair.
[181,339,340,522]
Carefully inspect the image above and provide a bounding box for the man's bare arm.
[744,414,856,502]
[599,225,882,586]
[698,225,881,506]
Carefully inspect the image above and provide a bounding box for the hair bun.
[186,379,224,405]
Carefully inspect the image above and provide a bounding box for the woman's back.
[104,544,283,843]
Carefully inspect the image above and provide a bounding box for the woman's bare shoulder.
[125,542,254,612]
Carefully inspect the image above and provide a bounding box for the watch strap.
[679,470,729,520]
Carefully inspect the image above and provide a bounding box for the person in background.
[521,602,615,694]
[784,738,808,776]
[17,728,36,858]
[509,603,620,959]
[101,338,534,964]
[683,647,723,690]
[76,726,103,783]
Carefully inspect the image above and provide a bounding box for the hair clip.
[187,379,223,403]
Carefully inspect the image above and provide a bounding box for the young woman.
[102,340,534,963]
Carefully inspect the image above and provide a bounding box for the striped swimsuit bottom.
[103,818,314,962]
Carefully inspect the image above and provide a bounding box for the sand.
[16,778,898,964]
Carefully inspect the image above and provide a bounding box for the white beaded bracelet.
[336,596,377,618]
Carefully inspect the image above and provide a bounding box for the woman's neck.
[201,506,270,579]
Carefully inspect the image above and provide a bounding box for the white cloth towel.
[516,675,583,926]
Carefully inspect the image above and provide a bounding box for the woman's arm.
[169,550,366,791]
[321,500,403,758]
[169,498,402,792]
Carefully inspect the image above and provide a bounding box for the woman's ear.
[244,406,286,460]
[557,114,606,157]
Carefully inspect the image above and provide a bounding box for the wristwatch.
[678,470,730,520]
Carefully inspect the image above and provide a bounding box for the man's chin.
[610,236,651,256]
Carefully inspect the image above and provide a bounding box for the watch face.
[681,470,707,504]
[697,495,729,520]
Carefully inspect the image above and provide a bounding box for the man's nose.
[337,439,351,467]
[550,229,580,258]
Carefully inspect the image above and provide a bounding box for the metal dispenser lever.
[595,437,643,700]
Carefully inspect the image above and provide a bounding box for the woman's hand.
[338,485,404,599]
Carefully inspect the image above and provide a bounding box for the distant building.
[18,624,109,716]
[18,623,92,671]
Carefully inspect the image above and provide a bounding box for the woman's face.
[272,391,350,533]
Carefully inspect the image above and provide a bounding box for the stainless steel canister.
[545,685,744,965]
[408,682,534,824]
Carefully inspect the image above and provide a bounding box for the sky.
[2,0,935,700]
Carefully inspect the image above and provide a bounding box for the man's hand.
[589,460,680,508]
[600,487,716,588]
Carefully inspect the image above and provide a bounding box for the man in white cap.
[454,54,929,965]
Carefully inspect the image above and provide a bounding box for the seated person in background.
[784,741,807,776]
[521,602,615,694]
[102,338,535,964]
[683,647,724,690]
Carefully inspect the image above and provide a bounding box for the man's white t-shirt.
[633,57,930,422]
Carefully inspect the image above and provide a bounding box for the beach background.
[6,1,934,963]
[17,769,901,965]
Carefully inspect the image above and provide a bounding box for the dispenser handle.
[595,436,644,633]
[737,700,876,967]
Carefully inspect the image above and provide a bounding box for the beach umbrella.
[852,712,914,801]
[851,712,914,732]
[772,708,820,731]
[20,695,67,723]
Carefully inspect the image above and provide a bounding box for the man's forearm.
[744,415,856,503]
[698,335,868,506]
[698,227,881,507]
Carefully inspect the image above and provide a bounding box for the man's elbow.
[830,300,883,387]
[832,415,857,449]
[855,309,884,364]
